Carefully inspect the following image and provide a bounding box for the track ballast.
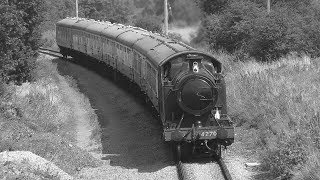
[176,157,233,180]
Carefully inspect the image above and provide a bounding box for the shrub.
[134,15,162,33]
[168,32,182,42]
[262,133,309,179]
[198,0,320,61]
[0,0,46,84]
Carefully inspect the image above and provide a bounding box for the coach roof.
[57,18,221,68]
[56,18,77,28]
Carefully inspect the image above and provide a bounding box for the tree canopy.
[194,0,320,61]
[78,0,134,24]
[0,0,46,84]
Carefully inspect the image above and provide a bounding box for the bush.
[134,15,162,33]
[168,32,182,42]
[0,0,45,84]
[198,0,320,61]
[262,133,309,179]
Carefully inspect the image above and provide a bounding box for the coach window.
[163,62,171,81]
[121,45,124,61]
[141,55,145,77]
[78,31,80,44]
[118,45,122,60]
[127,48,132,66]
[109,40,112,55]
[106,39,109,54]
[125,47,128,64]
[137,55,141,73]
[146,63,151,85]
[116,44,119,58]
[123,46,126,62]
[151,67,157,94]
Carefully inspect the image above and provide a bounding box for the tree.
[0,0,46,84]
[194,0,229,15]
[134,15,162,33]
[42,0,75,31]
[102,0,133,23]
[78,0,133,24]
[10,0,46,51]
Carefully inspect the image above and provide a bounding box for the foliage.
[170,0,202,26]
[0,0,46,84]
[134,15,162,33]
[196,0,320,61]
[0,3,32,84]
[0,56,102,175]
[168,32,182,42]
[12,0,46,51]
[152,0,201,25]
[42,0,75,31]
[194,0,229,15]
[217,51,320,178]
[79,0,134,24]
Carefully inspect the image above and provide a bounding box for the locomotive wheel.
[176,144,182,162]
[174,143,192,162]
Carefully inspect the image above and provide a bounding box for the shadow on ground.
[53,57,174,172]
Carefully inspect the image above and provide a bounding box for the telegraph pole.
[76,0,79,18]
[267,0,271,13]
[164,0,168,35]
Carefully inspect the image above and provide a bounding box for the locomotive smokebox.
[177,75,218,116]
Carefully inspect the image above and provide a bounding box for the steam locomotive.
[56,17,234,161]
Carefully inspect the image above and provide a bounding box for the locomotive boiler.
[56,17,234,162]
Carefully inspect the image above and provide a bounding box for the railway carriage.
[56,17,234,161]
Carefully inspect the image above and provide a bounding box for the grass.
[211,51,320,179]
[0,54,102,178]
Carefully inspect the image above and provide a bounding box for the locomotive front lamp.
[195,120,202,128]
[214,108,220,120]
[192,62,199,73]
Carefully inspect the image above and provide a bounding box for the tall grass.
[213,52,320,179]
[0,54,102,176]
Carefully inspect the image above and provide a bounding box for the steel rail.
[176,161,187,180]
[38,47,63,58]
[176,158,233,180]
[218,157,233,180]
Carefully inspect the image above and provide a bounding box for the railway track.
[176,157,233,180]
[38,47,63,58]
